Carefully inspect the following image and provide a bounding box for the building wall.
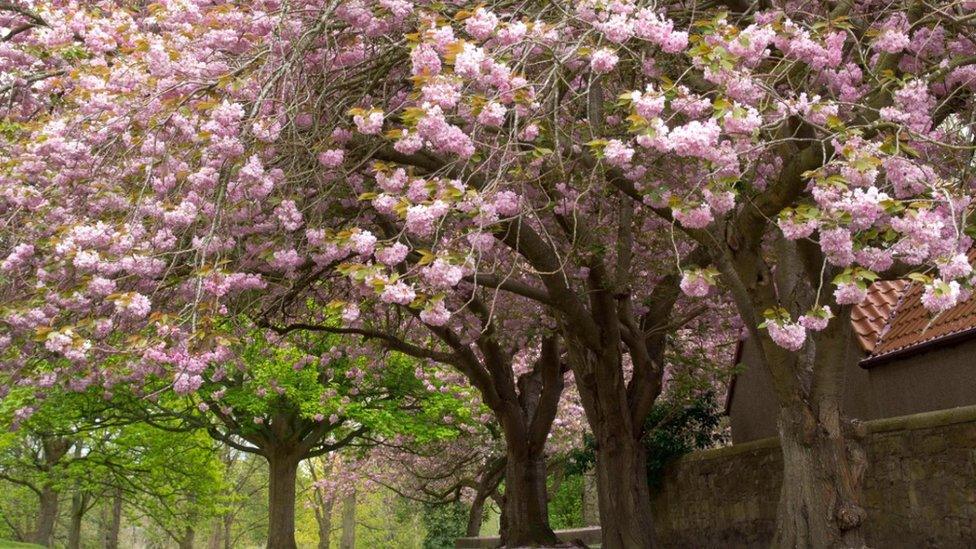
[729,337,976,443]
[729,336,870,443]
[650,406,976,548]
[865,342,976,418]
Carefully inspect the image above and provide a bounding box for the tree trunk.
[67,492,88,549]
[592,428,656,549]
[339,491,355,549]
[266,451,300,549]
[316,496,334,549]
[500,441,557,547]
[179,525,195,549]
[223,513,234,549]
[772,403,867,548]
[569,339,658,549]
[31,485,59,547]
[104,486,123,549]
[207,517,222,549]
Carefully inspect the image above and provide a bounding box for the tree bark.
[500,440,557,547]
[315,495,334,549]
[772,403,867,548]
[179,525,196,549]
[266,450,300,549]
[568,338,658,549]
[339,491,355,549]
[223,513,234,549]
[592,427,656,549]
[67,491,89,549]
[31,485,59,547]
[104,486,123,549]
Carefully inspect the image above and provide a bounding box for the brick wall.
[649,405,976,548]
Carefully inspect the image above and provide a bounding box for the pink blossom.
[349,230,377,256]
[376,243,409,265]
[680,271,711,297]
[921,279,962,313]
[406,204,437,237]
[318,149,345,168]
[381,281,416,305]
[477,101,506,127]
[465,8,498,41]
[799,306,832,332]
[173,372,203,395]
[834,282,868,305]
[590,48,619,74]
[420,300,451,326]
[353,110,384,135]
[493,191,521,216]
[411,43,442,76]
[115,293,152,319]
[342,303,360,323]
[667,119,721,158]
[422,259,464,289]
[673,203,714,229]
[274,200,303,231]
[938,254,973,280]
[767,321,806,352]
[270,249,304,271]
[1,243,34,271]
[820,228,855,267]
[603,139,634,167]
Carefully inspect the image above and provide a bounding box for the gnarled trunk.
[266,451,300,549]
[31,485,59,547]
[500,440,557,547]
[592,428,656,549]
[773,403,867,548]
[570,340,658,549]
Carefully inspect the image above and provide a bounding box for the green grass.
[0,541,44,549]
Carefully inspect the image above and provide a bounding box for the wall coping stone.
[683,404,976,463]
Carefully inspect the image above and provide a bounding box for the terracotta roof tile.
[850,280,910,352]
[869,282,976,358]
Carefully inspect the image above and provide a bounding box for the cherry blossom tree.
[5,1,976,548]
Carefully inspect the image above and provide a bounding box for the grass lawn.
[0,541,44,548]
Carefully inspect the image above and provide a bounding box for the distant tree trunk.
[67,491,89,549]
[104,486,123,549]
[207,517,222,549]
[31,485,59,547]
[466,457,504,537]
[266,449,300,549]
[31,436,72,547]
[339,491,355,549]
[179,525,195,549]
[314,494,335,549]
[223,513,234,549]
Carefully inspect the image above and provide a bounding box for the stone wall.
[650,405,976,548]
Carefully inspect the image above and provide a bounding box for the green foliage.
[642,391,724,488]
[548,473,584,530]
[421,502,468,549]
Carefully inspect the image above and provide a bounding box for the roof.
[863,283,976,366]
[859,249,976,366]
[850,280,910,353]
